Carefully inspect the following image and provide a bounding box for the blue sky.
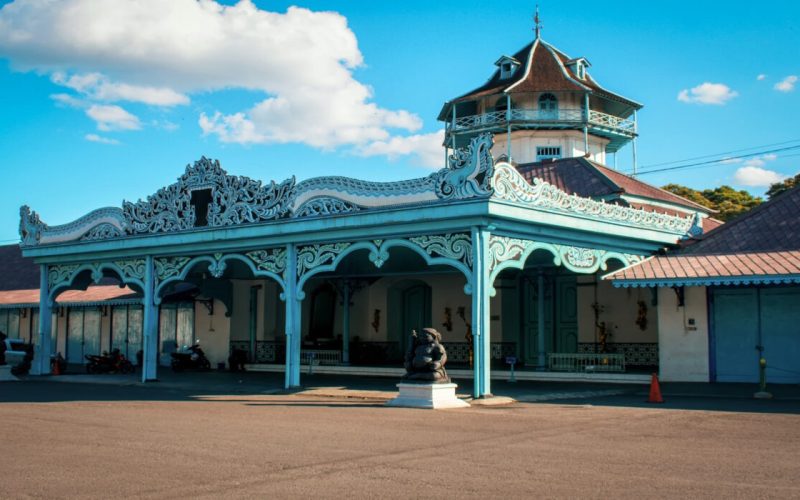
[0,0,798,243]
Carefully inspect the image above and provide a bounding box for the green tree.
[661,184,762,222]
[766,173,800,199]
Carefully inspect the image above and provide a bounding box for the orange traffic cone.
[647,373,663,403]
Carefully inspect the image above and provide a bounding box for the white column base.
[387,383,470,409]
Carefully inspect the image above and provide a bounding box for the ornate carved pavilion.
[20,134,698,397]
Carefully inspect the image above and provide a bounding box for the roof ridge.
[505,39,539,93]
[577,158,623,194]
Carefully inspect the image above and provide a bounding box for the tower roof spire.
[533,5,542,39]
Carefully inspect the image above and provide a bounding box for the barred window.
[536,146,562,161]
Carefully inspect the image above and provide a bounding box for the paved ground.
[2,374,799,498]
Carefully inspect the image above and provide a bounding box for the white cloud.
[757,74,766,81]
[732,153,784,187]
[775,75,798,92]
[0,0,425,154]
[733,166,786,187]
[86,104,141,131]
[356,131,445,168]
[50,93,84,108]
[52,72,189,106]
[85,133,120,145]
[677,82,738,105]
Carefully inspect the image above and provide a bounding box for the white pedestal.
[386,382,470,409]
[0,365,19,382]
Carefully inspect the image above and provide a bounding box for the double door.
[522,273,578,366]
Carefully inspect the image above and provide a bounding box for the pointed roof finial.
[533,4,542,39]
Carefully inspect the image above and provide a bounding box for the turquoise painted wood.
[401,283,432,353]
[127,306,143,362]
[83,309,101,357]
[760,288,800,384]
[522,277,552,365]
[555,276,578,353]
[713,289,760,382]
[67,309,84,364]
[111,306,128,355]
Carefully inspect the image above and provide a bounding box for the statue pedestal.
[0,365,19,382]
[386,382,470,409]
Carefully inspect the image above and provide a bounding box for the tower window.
[536,146,562,161]
[576,63,585,80]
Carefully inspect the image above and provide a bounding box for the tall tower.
[438,18,641,169]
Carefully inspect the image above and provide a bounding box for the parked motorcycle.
[170,342,211,372]
[85,348,134,374]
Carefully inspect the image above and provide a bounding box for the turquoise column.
[31,264,52,375]
[471,227,492,398]
[141,255,158,382]
[537,270,546,369]
[284,244,301,388]
[342,281,351,365]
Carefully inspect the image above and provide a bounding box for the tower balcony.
[446,108,636,153]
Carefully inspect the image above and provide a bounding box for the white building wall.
[493,130,608,165]
[194,298,230,368]
[577,276,658,344]
[656,286,710,382]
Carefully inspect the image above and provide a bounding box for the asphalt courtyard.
[2,372,799,499]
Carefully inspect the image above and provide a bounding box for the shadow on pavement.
[2,372,799,414]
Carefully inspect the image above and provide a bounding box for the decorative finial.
[533,4,542,39]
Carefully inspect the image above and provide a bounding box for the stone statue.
[402,328,449,383]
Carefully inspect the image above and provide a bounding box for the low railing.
[301,350,341,366]
[588,110,635,132]
[548,353,625,373]
[451,108,634,135]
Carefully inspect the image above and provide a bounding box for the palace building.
[8,25,797,392]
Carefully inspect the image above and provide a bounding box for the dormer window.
[495,55,520,80]
[566,57,591,81]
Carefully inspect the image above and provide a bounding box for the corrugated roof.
[0,286,140,307]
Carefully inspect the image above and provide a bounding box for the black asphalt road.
[2,380,799,498]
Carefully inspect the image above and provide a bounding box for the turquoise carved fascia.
[246,247,287,276]
[111,259,147,282]
[408,233,473,269]
[487,235,647,286]
[47,264,81,290]
[155,257,192,282]
[296,243,352,280]
[21,134,497,248]
[490,164,695,235]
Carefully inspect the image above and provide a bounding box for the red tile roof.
[444,38,641,113]
[606,186,800,284]
[516,157,714,214]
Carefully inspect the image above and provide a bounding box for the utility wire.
[630,144,800,176]
[638,138,800,169]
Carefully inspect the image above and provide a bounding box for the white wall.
[492,130,609,165]
[194,298,230,367]
[656,286,709,382]
[577,276,658,344]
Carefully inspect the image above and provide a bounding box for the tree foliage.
[765,173,800,199]
[661,183,763,222]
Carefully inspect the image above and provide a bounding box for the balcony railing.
[451,108,635,135]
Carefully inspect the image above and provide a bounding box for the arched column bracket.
[487,235,646,295]
[153,249,287,304]
[47,259,147,304]
[295,233,475,300]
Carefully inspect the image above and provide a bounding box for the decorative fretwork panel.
[578,342,659,367]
